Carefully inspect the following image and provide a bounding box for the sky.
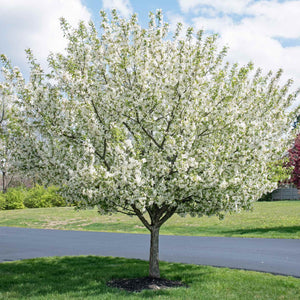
[0,0,300,95]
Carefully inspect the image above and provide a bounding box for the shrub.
[0,193,5,210]
[258,192,273,201]
[23,184,66,208]
[45,185,66,207]
[23,184,50,208]
[4,187,25,209]
[0,185,67,209]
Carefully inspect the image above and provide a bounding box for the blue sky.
[83,0,182,26]
[0,0,299,90]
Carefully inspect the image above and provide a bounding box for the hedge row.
[0,185,67,210]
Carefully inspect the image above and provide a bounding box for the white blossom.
[2,10,299,223]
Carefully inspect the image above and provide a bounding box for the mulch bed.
[107,276,187,292]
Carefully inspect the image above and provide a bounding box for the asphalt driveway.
[1,226,299,277]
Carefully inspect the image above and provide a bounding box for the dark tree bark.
[149,225,160,278]
[2,171,6,193]
[131,203,177,279]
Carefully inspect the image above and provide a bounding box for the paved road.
[1,226,299,277]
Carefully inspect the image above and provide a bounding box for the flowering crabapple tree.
[3,10,300,278]
[0,64,22,193]
[287,134,300,188]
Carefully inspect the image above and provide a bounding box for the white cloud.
[247,1,300,39]
[102,0,133,18]
[166,12,190,37]
[0,0,91,73]
[193,16,234,33]
[185,0,300,91]
[280,46,300,85]
[221,29,284,69]
[178,0,251,15]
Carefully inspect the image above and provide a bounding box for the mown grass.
[0,256,299,300]
[0,201,299,239]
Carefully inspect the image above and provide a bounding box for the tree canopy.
[1,10,299,278]
[287,134,300,188]
[0,63,23,192]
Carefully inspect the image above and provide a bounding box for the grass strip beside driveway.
[0,256,299,300]
[0,201,299,239]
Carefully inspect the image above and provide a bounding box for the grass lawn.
[0,201,299,239]
[0,256,299,300]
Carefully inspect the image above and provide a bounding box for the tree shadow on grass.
[222,226,300,237]
[159,225,300,239]
[0,256,210,299]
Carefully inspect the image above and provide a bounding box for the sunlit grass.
[0,256,299,300]
[0,201,299,239]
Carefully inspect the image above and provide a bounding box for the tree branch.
[123,121,139,143]
[157,206,177,227]
[0,100,5,125]
[6,174,14,189]
[106,199,136,216]
[90,98,105,125]
[135,111,162,149]
[94,149,110,171]
[160,84,182,149]
[62,132,111,171]
[131,204,151,231]
[115,209,136,216]
[140,124,162,149]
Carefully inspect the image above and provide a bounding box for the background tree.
[0,80,11,193]
[0,65,22,193]
[2,10,299,279]
[0,57,47,189]
[287,134,300,188]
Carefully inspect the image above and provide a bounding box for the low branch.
[115,208,136,216]
[157,206,177,227]
[146,206,155,224]
[131,204,151,231]
[106,199,136,216]
[155,204,170,223]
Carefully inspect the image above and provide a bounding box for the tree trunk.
[131,203,177,279]
[2,171,6,193]
[149,226,160,278]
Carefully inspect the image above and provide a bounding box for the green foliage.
[46,185,66,207]
[268,158,292,183]
[24,184,66,208]
[0,193,5,210]
[4,187,25,210]
[0,185,66,210]
[257,192,273,202]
